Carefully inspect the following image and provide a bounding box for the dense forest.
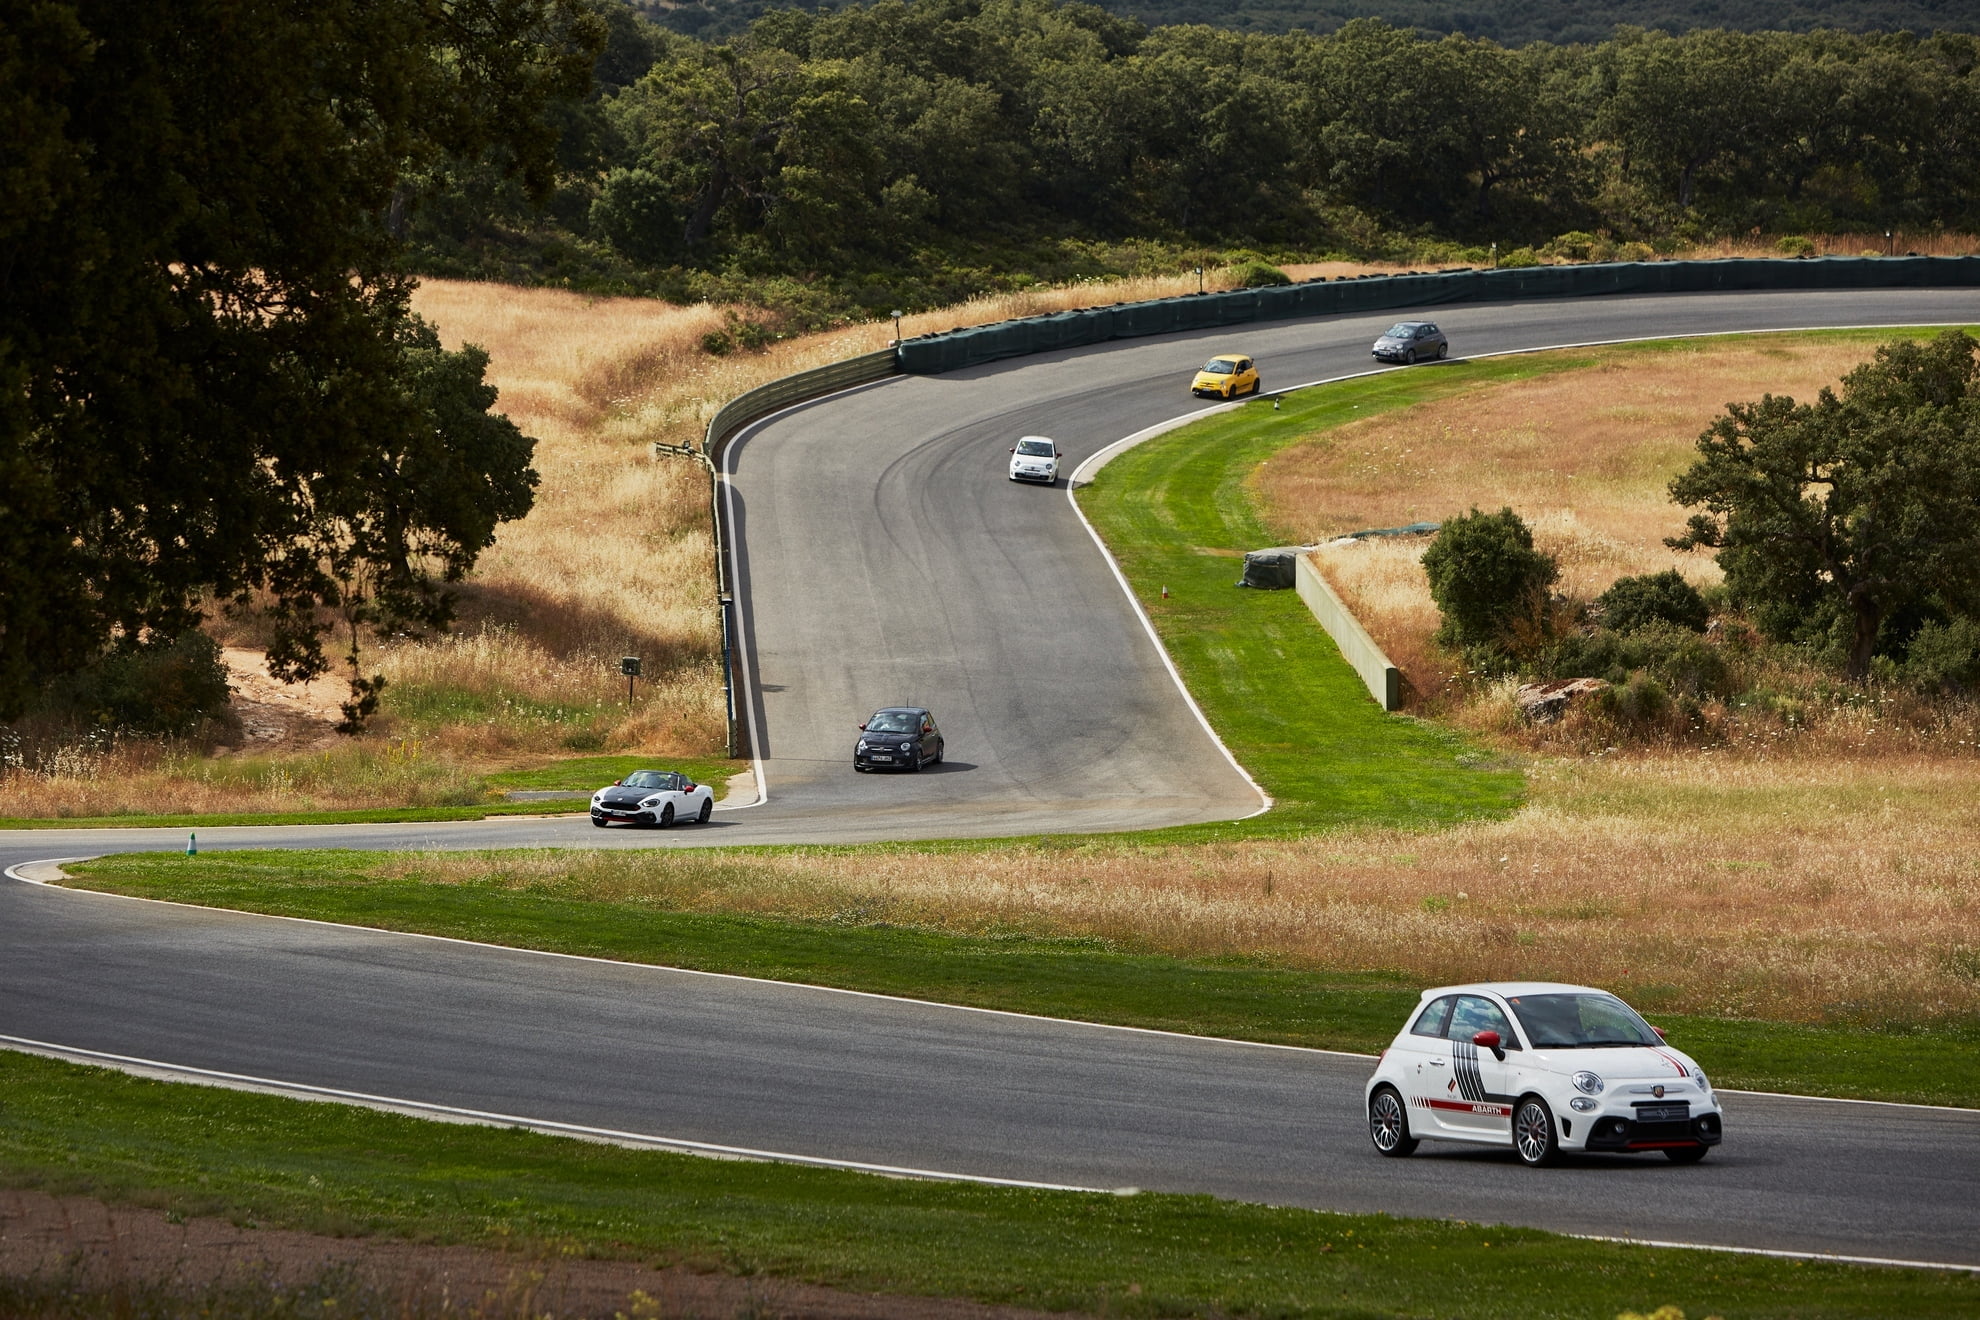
[646,0,1980,45]
[407,0,1980,323]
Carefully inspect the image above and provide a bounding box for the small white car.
[1364,981,1723,1167]
[589,769,714,828]
[1008,436,1061,484]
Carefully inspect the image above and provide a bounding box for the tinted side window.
[1448,995,1519,1048]
[1410,996,1456,1037]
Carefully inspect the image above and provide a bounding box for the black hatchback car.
[1372,321,1449,364]
[854,707,944,772]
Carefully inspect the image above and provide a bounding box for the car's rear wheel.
[1664,1144,1709,1164]
[658,803,675,827]
[1368,1086,1417,1156]
[932,740,944,765]
[697,797,713,824]
[1436,342,1449,360]
[1514,1097,1559,1166]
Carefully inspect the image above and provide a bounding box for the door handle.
[1428,1059,1447,1067]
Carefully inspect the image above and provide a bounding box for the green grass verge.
[0,757,740,830]
[61,850,1980,1107]
[4,1051,1972,1319]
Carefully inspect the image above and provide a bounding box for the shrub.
[1496,247,1540,268]
[1540,231,1612,263]
[1597,570,1709,634]
[38,631,234,737]
[1543,623,1731,700]
[1230,260,1291,288]
[1776,234,1816,257]
[1905,616,1980,694]
[1422,507,1559,661]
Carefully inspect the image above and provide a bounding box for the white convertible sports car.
[1364,981,1723,1166]
[589,769,714,828]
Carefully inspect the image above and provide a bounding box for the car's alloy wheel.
[590,815,608,828]
[658,803,675,827]
[1514,1098,1559,1166]
[1665,1144,1709,1164]
[1403,348,1417,365]
[1437,342,1448,359]
[697,798,713,824]
[1368,1086,1418,1157]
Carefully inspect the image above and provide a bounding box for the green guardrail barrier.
[897,256,1980,374]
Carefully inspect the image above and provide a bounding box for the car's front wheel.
[1514,1097,1559,1166]
[1403,348,1417,365]
[590,815,608,829]
[658,803,675,827]
[1665,1144,1709,1164]
[1368,1086,1417,1157]
[697,798,713,824]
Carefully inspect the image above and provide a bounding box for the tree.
[1668,330,1980,678]
[1421,507,1558,659]
[0,0,598,724]
[1596,570,1709,634]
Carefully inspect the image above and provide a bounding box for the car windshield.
[1201,359,1234,373]
[1507,993,1661,1048]
[865,711,919,733]
[622,770,666,789]
[1383,323,1419,338]
[1016,439,1054,456]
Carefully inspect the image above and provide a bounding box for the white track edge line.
[15,857,1980,1115]
[1065,402,1272,818]
[4,1034,1973,1273]
[0,1033,1105,1193]
[0,858,1369,1061]
[1563,1230,1980,1274]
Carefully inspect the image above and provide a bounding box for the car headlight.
[1572,1071,1604,1095]
[1694,1071,1710,1091]
[1569,1096,1598,1113]
[640,795,661,807]
[900,740,915,750]
[857,740,869,750]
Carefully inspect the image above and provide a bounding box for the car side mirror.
[1652,1025,1667,1040]
[1472,1030,1505,1061]
[1008,447,1015,452]
[858,723,867,730]
[612,779,621,786]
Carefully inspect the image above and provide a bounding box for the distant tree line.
[409,0,1980,310]
[648,0,1980,47]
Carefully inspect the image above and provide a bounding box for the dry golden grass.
[0,738,485,818]
[378,750,1980,1024]
[1252,338,1889,698]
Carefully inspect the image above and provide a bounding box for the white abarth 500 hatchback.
[1364,982,1723,1167]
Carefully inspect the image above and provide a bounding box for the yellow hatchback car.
[1191,352,1260,399]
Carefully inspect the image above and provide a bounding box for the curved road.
[5,289,1979,1269]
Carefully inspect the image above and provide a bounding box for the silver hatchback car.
[1372,321,1449,364]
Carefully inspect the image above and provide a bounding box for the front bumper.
[1579,1108,1723,1152]
[1010,468,1056,483]
[854,749,917,769]
[590,805,653,824]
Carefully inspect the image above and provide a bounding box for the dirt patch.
[221,649,347,753]
[0,1188,1063,1320]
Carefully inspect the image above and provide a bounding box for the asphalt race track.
[5,289,1980,1268]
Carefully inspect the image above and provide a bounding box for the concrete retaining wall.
[1295,555,1402,711]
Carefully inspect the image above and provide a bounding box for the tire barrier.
[897,256,1980,375]
[702,346,901,455]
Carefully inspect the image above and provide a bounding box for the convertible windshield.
[1200,359,1235,373]
[1507,993,1661,1048]
[623,770,666,789]
[1016,439,1054,456]
[866,711,919,733]
[1383,323,1420,338]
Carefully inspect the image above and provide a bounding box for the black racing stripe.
[1452,1040,1484,1102]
